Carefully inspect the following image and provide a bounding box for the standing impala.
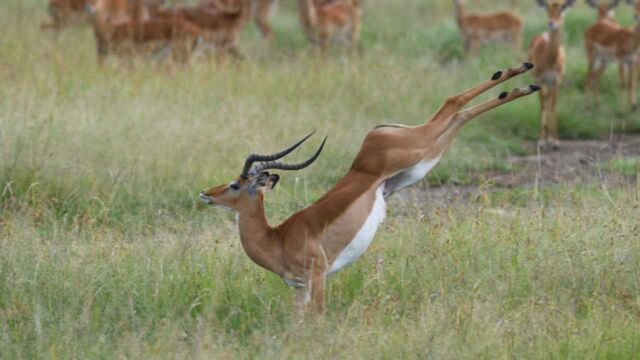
[298,0,362,53]
[586,0,640,108]
[200,63,540,313]
[452,0,523,55]
[528,0,574,149]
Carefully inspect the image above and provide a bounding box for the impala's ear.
[264,174,280,191]
[253,172,280,193]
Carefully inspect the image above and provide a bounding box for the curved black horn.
[252,136,327,174]
[241,132,315,178]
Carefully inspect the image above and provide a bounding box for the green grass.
[607,157,640,177]
[1,0,640,358]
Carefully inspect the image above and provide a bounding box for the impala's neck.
[236,194,285,276]
[546,25,562,58]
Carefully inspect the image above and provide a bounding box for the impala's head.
[200,133,327,211]
[586,0,620,19]
[536,0,574,29]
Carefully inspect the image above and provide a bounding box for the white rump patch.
[328,185,386,275]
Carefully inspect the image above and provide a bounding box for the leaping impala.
[200,63,540,313]
[585,0,640,108]
[452,0,523,55]
[528,0,574,149]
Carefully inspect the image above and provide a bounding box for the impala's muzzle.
[548,21,559,30]
[199,191,213,204]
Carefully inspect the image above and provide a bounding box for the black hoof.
[529,84,541,92]
[523,62,534,70]
[499,91,508,99]
[491,71,502,80]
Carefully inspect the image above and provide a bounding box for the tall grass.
[1,0,639,358]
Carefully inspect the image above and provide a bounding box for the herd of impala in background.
[42,0,363,59]
[38,0,640,312]
[42,0,640,147]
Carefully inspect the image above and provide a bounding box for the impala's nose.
[548,22,558,30]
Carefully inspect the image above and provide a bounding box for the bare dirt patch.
[393,135,640,206]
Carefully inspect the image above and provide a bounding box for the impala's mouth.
[199,192,213,204]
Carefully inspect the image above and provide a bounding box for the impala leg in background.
[538,86,548,144]
[254,0,275,40]
[592,64,607,108]
[619,62,628,108]
[631,61,637,108]
[549,81,560,146]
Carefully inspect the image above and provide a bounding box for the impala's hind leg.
[454,85,541,126]
[431,62,535,121]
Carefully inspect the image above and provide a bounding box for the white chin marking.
[328,185,386,275]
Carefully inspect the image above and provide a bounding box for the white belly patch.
[328,185,386,275]
[383,155,442,196]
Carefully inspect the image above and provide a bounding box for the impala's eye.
[229,182,240,191]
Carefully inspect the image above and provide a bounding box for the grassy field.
[1,0,640,358]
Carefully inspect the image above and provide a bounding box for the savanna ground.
[1,0,640,358]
